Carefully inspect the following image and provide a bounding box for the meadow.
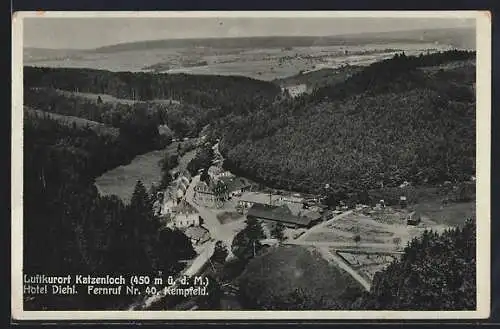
[94,140,197,203]
[24,42,451,81]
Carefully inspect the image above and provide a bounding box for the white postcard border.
[11,10,491,321]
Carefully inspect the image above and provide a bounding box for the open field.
[53,89,181,106]
[302,197,474,283]
[25,107,120,137]
[94,149,166,203]
[94,139,197,203]
[413,200,475,226]
[25,42,453,81]
[336,250,400,282]
[304,205,460,248]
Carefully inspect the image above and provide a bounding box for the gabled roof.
[195,180,211,192]
[247,203,314,227]
[219,176,251,192]
[173,200,198,214]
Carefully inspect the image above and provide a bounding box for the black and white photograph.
[11,11,490,320]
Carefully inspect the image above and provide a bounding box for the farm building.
[237,191,308,211]
[246,203,321,229]
[218,176,252,197]
[403,210,421,226]
[238,191,276,209]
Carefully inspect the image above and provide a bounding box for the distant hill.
[88,27,475,53]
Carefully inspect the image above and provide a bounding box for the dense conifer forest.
[217,50,476,197]
[23,114,195,310]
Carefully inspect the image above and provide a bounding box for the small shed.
[399,195,408,208]
[405,211,421,226]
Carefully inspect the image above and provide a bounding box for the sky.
[22,15,476,50]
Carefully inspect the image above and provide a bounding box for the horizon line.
[23,25,474,51]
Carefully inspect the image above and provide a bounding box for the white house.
[170,200,201,229]
[160,187,178,216]
[172,212,200,229]
[194,180,217,207]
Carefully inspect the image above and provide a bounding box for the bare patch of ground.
[217,211,244,225]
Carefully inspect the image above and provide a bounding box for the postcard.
[11,10,491,321]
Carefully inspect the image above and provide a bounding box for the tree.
[231,230,262,261]
[392,237,402,250]
[200,169,211,184]
[157,228,196,275]
[159,172,173,189]
[271,222,286,242]
[353,234,361,245]
[358,189,370,205]
[244,217,265,241]
[129,180,153,218]
[213,180,228,202]
[211,240,229,264]
[197,274,223,310]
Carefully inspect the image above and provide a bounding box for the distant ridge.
[88,27,475,53]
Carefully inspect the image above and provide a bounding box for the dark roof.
[247,203,313,227]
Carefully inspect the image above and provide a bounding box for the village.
[145,139,464,298]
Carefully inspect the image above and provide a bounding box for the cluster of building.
[166,199,210,246]
[193,166,252,208]
[355,195,422,226]
[237,191,326,229]
[153,171,191,217]
[151,171,211,246]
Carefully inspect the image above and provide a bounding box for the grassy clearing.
[94,149,166,204]
[54,89,181,105]
[94,139,198,203]
[25,107,119,137]
[414,200,475,226]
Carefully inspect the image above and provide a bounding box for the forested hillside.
[218,50,476,196]
[24,87,215,138]
[24,66,282,115]
[23,114,195,310]
[273,65,363,91]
